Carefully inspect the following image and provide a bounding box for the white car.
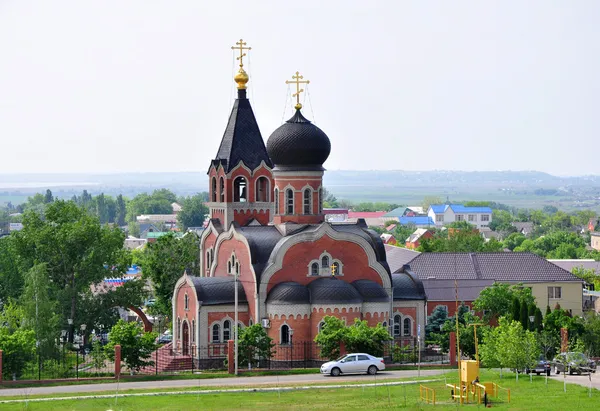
[320,353,385,376]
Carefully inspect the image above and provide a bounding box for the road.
[548,371,600,390]
[0,369,447,397]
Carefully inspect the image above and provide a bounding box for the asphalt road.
[548,371,600,390]
[0,369,447,397]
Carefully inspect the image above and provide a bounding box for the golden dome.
[234,67,249,89]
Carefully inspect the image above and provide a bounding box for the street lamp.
[289,328,294,368]
[80,324,87,361]
[67,318,73,343]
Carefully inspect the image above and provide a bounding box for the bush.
[104,320,157,373]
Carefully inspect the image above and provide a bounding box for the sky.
[0,1,599,176]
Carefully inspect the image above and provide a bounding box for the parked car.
[156,333,173,344]
[552,352,597,375]
[526,355,551,376]
[320,353,385,376]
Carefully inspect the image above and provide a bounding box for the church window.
[403,318,412,336]
[280,324,290,345]
[318,321,325,333]
[206,251,210,270]
[210,248,214,265]
[219,177,225,202]
[227,261,232,274]
[286,189,294,214]
[211,177,217,202]
[303,189,311,214]
[235,262,240,275]
[321,255,329,269]
[184,293,189,310]
[311,263,319,276]
[177,318,181,339]
[274,188,279,214]
[318,188,323,214]
[249,318,253,326]
[212,324,220,342]
[382,321,387,328]
[393,315,401,336]
[234,177,247,202]
[192,320,195,343]
[256,177,269,202]
[223,320,231,341]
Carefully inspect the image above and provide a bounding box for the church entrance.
[182,321,190,355]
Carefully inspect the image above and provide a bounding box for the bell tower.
[207,40,274,228]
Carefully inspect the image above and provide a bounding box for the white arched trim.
[255,176,271,202]
[227,160,273,178]
[200,220,223,275]
[402,314,415,337]
[258,223,392,317]
[226,161,253,179]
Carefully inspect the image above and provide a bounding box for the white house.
[427,204,492,229]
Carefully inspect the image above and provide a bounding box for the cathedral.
[172,41,426,357]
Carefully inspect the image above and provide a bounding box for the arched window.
[206,251,210,269]
[274,188,279,214]
[212,324,220,342]
[286,189,294,214]
[256,177,269,202]
[234,177,247,202]
[318,188,323,213]
[223,320,231,341]
[331,262,339,276]
[382,321,387,328]
[303,189,311,214]
[403,318,412,336]
[192,320,196,343]
[280,324,290,345]
[249,318,253,326]
[184,293,189,310]
[311,262,319,276]
[211,177,217,202]
[393,315,401,336]
[318,321,325,333]
[227,261,232,274]
[219,177,225,202]
[235,262,240,275]
[210,249,214,265]
[177,318,181,339]
[321,255,329,269]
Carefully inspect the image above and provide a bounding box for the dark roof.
[266,109,331,171]
[212,89,272,173]
[351,280,390,302]
[266,282,310,304]
[421,279,494,301]
[332,223,391,274]
[392,272,426,300]
[307,277,363,304]
[238,225,283,282]
[384,245,420,273]
[407,252,583,283]
[189,276,247,305]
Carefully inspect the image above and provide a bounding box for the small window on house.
[211,177,217,202]
[256,177,269,202]
[311,262,319,276]
[481,214,490,222]
[321,255,329,268]
[274,188,279,214]
[223,320,231,341]
[219,177,225,202]
[234,177,247,202]
[393,315,401,336]
[403,318,412,336]
[436,215,444,223]
[286,189,294,214]
[280,324,290,345]
[468,214,476,222]
[303,189,311,214]
[548,286,562,299]
[212,324,220,343]
[456,214,464,222]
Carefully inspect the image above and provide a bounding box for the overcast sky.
[1,1,598,176]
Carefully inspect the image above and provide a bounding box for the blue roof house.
[427,204,493,228]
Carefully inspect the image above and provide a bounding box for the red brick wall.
[233,209,270,226]
[273,175,323,224]
[266,234,383,293]
[427,301,474,317]
[202,231,218,276]
[214,237,257,321]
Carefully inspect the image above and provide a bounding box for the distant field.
[0,194,29,206]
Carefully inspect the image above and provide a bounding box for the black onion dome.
[307,277,362,304]
[266,110,331,171]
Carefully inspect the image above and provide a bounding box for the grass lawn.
[1,369,598,410]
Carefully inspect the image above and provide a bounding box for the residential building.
[427,204,492,229]
[322,208,349,222]
[347,211,392,227]
[479,227,501,242]
[591,232,600,251]
[383,206,425,219]
[405,228,433,249]
[403,252,584,316]
[512,222,534,236]
[380,233,397,245]
[124,236,147,250]
[384,244,420,273]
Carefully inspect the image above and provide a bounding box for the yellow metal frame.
[419,385,436,405]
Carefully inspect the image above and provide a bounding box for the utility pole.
[234,267,239,376]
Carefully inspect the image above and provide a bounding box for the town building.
[172,46,426,357]
[591,232,600,251]
[427,204,492,229]
[380,233,397,245]
[402,252,584,317]
[383,206,426,219]
[405,228,433,249]
[398,216,435,227]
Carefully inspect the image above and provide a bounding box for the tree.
[126,189,177,222]
[343,319,391,356]
[105,320,157,373]
[425,306,448,338]
[571,267,600,291]
[44,189,54,204]
[480,317,539,380]
[314,316,347,360]
[580,312,600,357]
[13,200,129,341]
[238,324,275,367]
[140,232,200,315]
[422,196,444,211]
[0,236,22,305]
[115,194,127,226]
[512,298,521,322]
[473,283,535,323]
[0,303,36,380]
[520,300,529,330]
[503,232,526,251]
[533,308,543,333]
[177,194,209,230]
[21,264,59,357]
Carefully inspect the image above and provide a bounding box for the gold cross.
[231,39,251,68]
[330,263,337,276]
[286,71,310,110]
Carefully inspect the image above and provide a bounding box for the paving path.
[0,369,447,397]
[548,371,600,390]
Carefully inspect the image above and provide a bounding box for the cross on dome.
[285,71,310,110]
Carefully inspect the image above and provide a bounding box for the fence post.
[227,340,235,374]
[191,346,194,374]
[76,349,79,379]
[155,349,158,376]
[114,344,121,379]
[0,349,3,383]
